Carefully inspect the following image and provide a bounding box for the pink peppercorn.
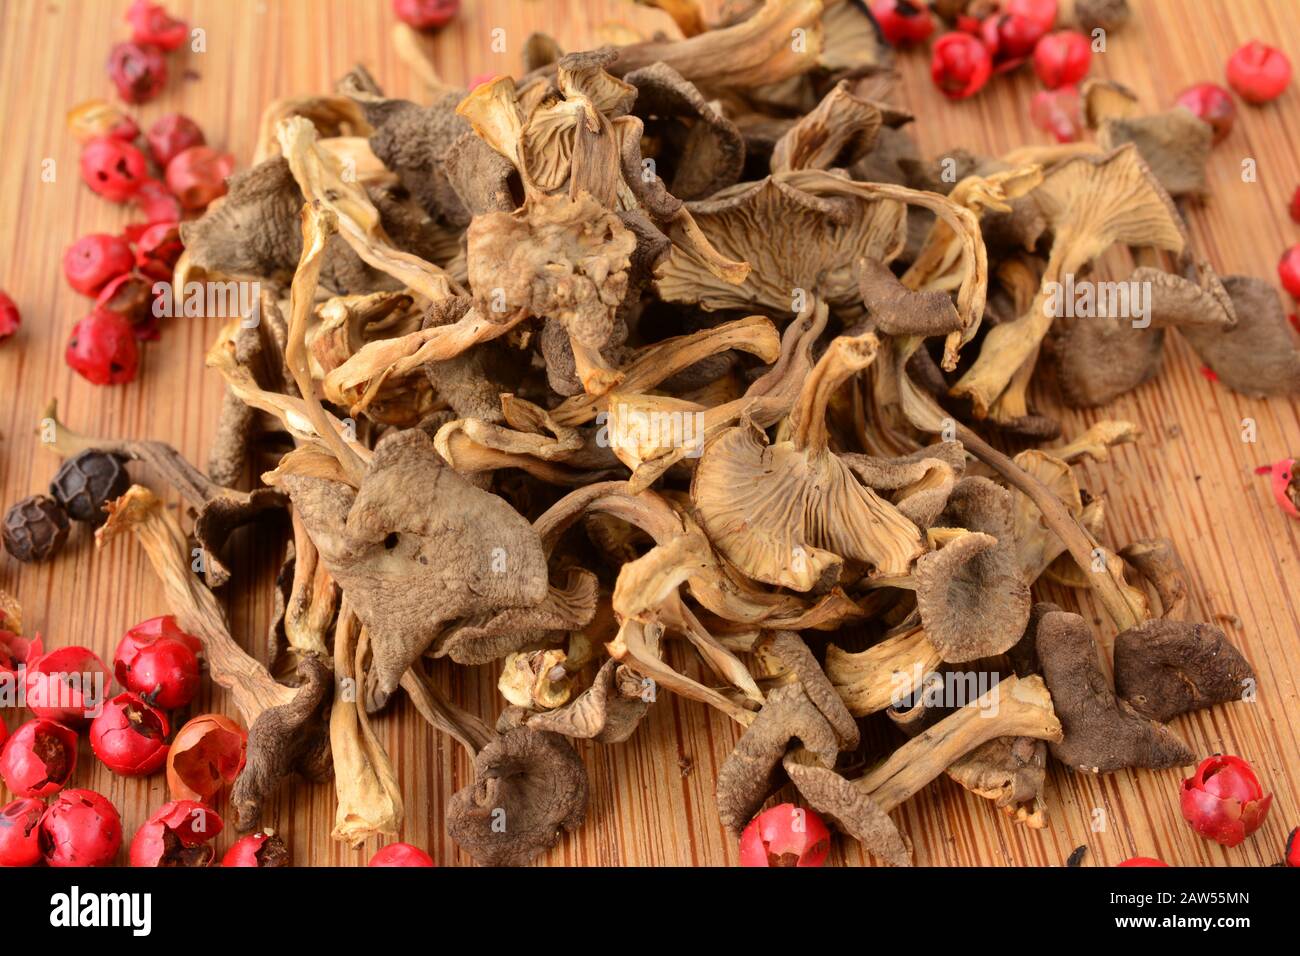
[63,234,135,297]
[66,310,141,385]
[80,137,149,203]
[107,41,168,104]
[147,114,206,168]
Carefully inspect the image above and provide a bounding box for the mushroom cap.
[1114,619,1254,722]
[525,657,650,744]
[692,423,925,589]
[715,684,842,832]
[1180,275,1300,396]
[1034,145,1186,272]
[446,728,589,866]
[857,257,963,337]
[1098,109,1213,199]
[782,752,912,867]
[467,190,636,347]
[915,478,1031,662]
[763,631,859,751]
[655,171,907,313]
[625,62,745,200]
[841,440,967,529]
[1034,611,1195,772]
[1053,316,1165,408]
[280,429,549,708]
[771,81,883,174]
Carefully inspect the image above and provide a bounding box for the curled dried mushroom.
[56,7,1277,867]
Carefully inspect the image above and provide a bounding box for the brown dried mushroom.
[59,5,1278,867]
[1034,610,1193,772]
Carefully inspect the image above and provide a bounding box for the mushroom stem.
[330,602,403,846]
[955,424,1144,632]
[400,664,495,757]
[859,674,1062,813]
[283,510,336,659]
[96,486,294,719]
[286,203,369,487]
[825,626,943,717]
[791,332,880,452]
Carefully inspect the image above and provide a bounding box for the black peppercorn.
[2,495,70,563]
[49,450,131,524]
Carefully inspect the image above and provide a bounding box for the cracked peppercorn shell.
[2,495,70,562]
[49,450,130,524]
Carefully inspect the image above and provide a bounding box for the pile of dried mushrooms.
[49,1,1278,865]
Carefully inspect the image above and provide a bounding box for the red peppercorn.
[79,136,149,203]
[0,798,45,867]
[1030,85,1083,142]
[66,309,141,386]
[983,14,1049,73]
[1117,856,1169,867]
[67,99,141,144]
[739,803,831,867]
[0,715,6,750]
[125,0,189,51]
[166,714,247,802]
[0,290,19,343]
[1005,0,1058,30]
[90,692,171,776]
[0,630,43,680]
[165,145,235,210]
[1180,754,1273,847]
[1279,244,1300,299]
[368,842,436,866]
[115,615,203,710]
[95,273,161,340]
[1033,31,1091,89]
[62,234,135,297]
[1226,40,1292,104]
[222,831,291,867]
[1174,83,1237,145]
[135,222,183,282]
[23,645,111,725]
[1286,827,1300,867]
[132,178,185,224]
[931,33,993,100]
[147,113,206,168]
[107,41,168,104]
[0,719,78,797]
[1256,458,1299,519]
[392,0,459,31]
[40,789,122,867]
[870,0,935,47]
[130,800,223,867]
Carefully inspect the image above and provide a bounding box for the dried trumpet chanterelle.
[21,0,1300,867]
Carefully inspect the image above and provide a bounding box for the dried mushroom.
[273,428,549,710]
[693,332,925,590]
[446,727,588,867]
[1114,620,1254,723]
[60,5,1276,867]
[1180,275,1300,395]
[1035,610,1193,772]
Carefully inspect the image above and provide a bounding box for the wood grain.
[0,0,1297,867]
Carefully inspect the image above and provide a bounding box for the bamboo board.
[1,0,1298,867]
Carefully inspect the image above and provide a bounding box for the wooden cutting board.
[1,0,1297,867]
